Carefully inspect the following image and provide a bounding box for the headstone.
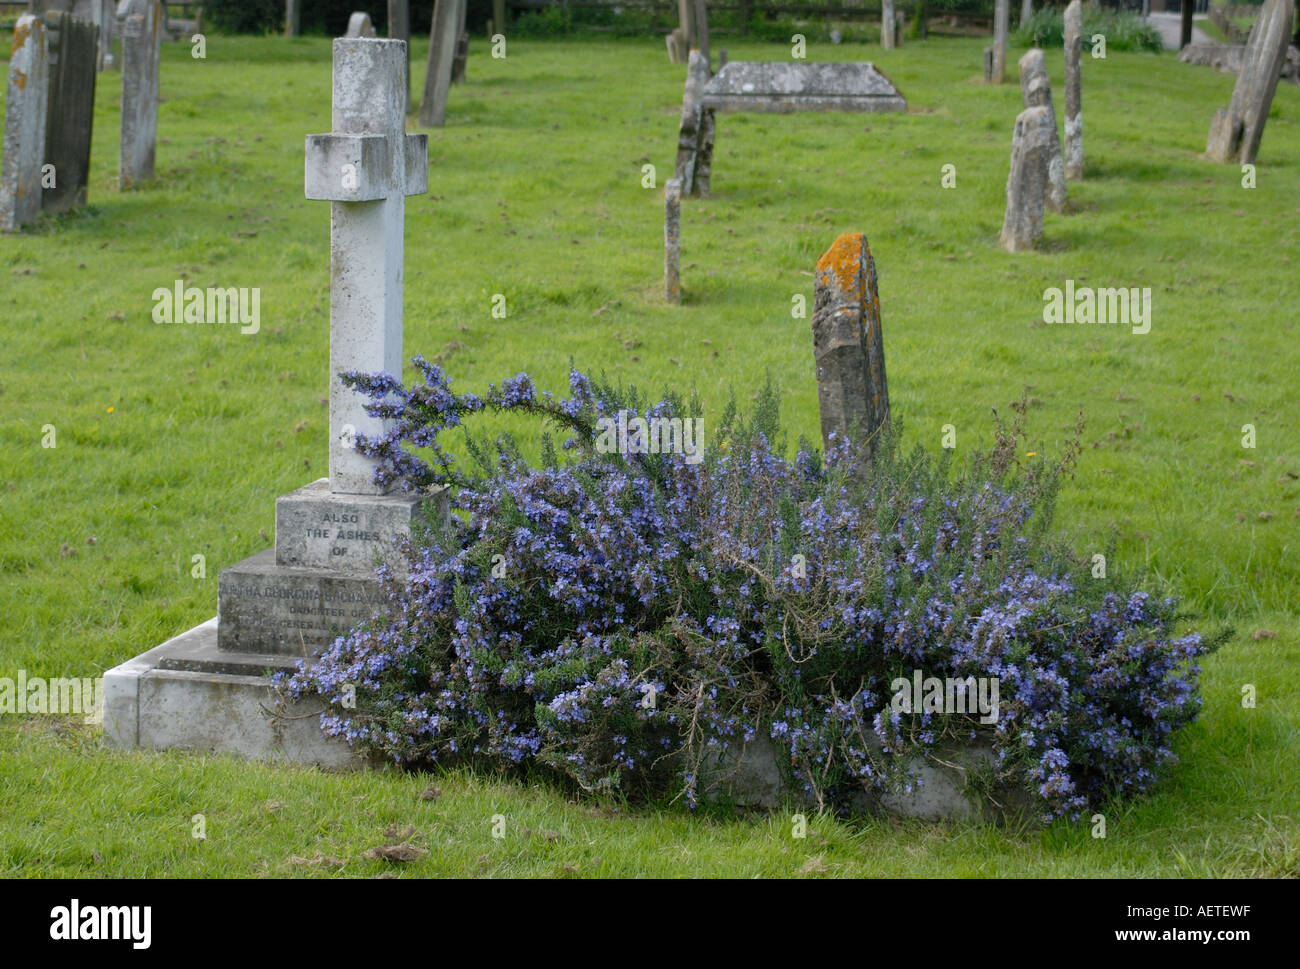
[1205,0,1295,164]
[1018,48,1067,212]
[811,233,889,458]
[419,0,460,127]
[983,45,994,83]
[667,31,687,65]
[1063,0,1083,180]
[673,49,711,196]
[388,0,410,113]
[285,0,300,37]
[103,38,438,767]
[41,11,98,214]
[30,0,113,71]
[493,0,505,37]
[345,12,376,38]
[0,15,49,232]
[718,46,727,68]
[992,0,1009,83]
[1021,0,1032,26]
[451,0,468,85]
[692,0,709,65]
[882,0,896,50]
[1000,105,1053,252]
[117,0,161,190]
[664,177,681,304]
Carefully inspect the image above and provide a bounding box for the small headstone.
[1018,48,1067,212]
[830,28,842,45]
[0,14,50,232]
[419,0,460,127]
[881,0,896,50]
[117,0,161,190]
[811,233,889,458]
[718,47,727,68]
[285,0,300,37]
[992,0,1009,83]
[666,28,688,65]
[674,49,712,196]
[1205,0,1295,164]
[664,177,682,304]
[345,12,376,38]
[41,11,99,214]
[1063,0,1083,180]
[983,45,994,83]
[1000,105,1053,252]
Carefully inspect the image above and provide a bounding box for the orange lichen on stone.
[815,232,867,304]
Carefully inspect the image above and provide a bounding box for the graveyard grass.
[2,34,1298,878]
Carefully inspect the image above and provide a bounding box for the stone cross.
[1206,0,1295,164]
[419,0,460,127]
[812,233,889,458]
[0,14,49,232]
[881,0,896,50]
[118,0,161,189]
[991,0,1009,83]
[1063,0,1083,180]
[1018,48,1066,212]
[1000,105,1053,252]
[305,38,428,495]
[664,177,681,304]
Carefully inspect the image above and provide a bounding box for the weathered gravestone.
[419,0,460,127]
[0,14,49,232]
[451,0,468,85]
[345,12,376,38]
[673,50,713,196]
[881,0,896,50]
[991,0,1009,83]
[117,0,161,189]
[664,177,681,304]
[1063,0,1083,181]
[811,232,889,457]
[1019,48,1067,212]
[1206,0,1295,164]
[667,0,706,64]
[676,60,907,194]
[40,11,98,214]
[1000,105,1053,252]
[102,38,437,766]
[285,0,300,37]
[31,0,115,70]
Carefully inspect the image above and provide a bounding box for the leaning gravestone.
[0,14,49,232]
[677,60,907,193]
[419,0,460,127]
[1019,48,1067,212]
[345,12,377,38]
[103,38,436,766]
[451,0,468,84]
[1000,105,1053,252]
[41,11,98,214]
[1063,0,1083,180]
[1205,0,1295,164]
[812,232,889,457]
[117,0,161,189]
[30,0,114,71]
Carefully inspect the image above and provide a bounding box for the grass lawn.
[0,32,1296,877]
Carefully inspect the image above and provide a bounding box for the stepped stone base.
[101,617,364,768]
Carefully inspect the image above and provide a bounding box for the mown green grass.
[0,34,1296,877]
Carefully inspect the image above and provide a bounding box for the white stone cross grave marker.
[305,38,427,495]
